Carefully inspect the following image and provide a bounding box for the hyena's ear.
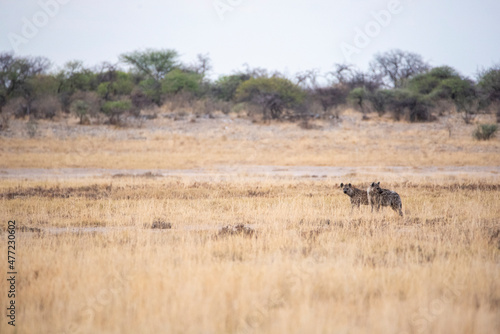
[348,183,351,187]
[371,182,375,187]
[340,183,344,188]
[377,182,380,186]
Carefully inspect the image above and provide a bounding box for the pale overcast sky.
[0,0,499,80]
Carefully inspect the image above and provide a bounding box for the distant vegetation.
[473,123,498,141]
[0,49,499,126]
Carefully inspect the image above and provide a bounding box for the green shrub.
[367,89,392,116]
[389,89,431,122]
[367,89,432,121]
[139,78,162,106]
[477,66,500,121]
[407,66,460,96]
[162,69,201,95]
[347,87,368,113]
[102,100,132,125]
[235,77,305,120]
[473,124,498,140]
[70,99,90,124]
[213,74,250,101]
[102,100,132,114]
[97,82,110,99]
[97,75,134,101]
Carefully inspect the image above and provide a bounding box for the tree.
[71,99,90,124]
[0,53,51,114]
[189,53,212,77]
[477,65,500,122]
[348,87,368,113]
[295,69,320,90]
[407,67,483,123]
[367,89,431,121]
[406,66,460,96]
[119,49,179,81]
[370,49,430,88]
[386,89,431,122]
[367,89,393,116]
[162,69,202,95]
[95,62,117,100]
[212,74,250,101]
[313,85,349,114]
[437,77,478,123]
[119,49,179,105]
[56,60,96,111]
[330,63,381,91]
[57,61,96,92]
[22,74,60,118]
[0,53,17,112]
[97,70,134,101]
[240,64,269,78]
[235,77,305,120]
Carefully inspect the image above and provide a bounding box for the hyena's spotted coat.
[367,182,403,216]
[340,183,369,209]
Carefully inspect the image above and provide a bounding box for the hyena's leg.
[391,199,403,216]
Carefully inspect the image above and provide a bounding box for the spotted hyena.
[340,183,369,210]
[367,182,403,216]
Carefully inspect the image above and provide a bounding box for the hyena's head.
[340,183,355,196]
[369,182,382,193]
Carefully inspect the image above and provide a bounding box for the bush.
[70,91,102,121]
[31,95,61,119]
[367,89,432,121]
[313,86,349,114]
[162,69,201,95]
[4,97,25,118]
[130,87,155,111]
[367,89,392,116]
[212,74,250,101]
[473,124,498,140]
[139,78,163,106]
[407,66,460,96]
[348,87,368,113]
[477,66,500,122]
[435,77,479,123]
[102,99,132,125]
[235,77,305,120]
[71,100,90,124]
[390,90,432,122]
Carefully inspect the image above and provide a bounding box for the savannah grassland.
[0,110,499,334]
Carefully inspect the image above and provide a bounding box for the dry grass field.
[0,110,499,333]
[1,110,499,169]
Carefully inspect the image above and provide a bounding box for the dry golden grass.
[0,112,499,333]
[1,111,499,169]
[0,175,499,334]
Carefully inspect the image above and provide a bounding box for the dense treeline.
[0,49,499,128]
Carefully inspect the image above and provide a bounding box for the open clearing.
[0,112,499,333]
